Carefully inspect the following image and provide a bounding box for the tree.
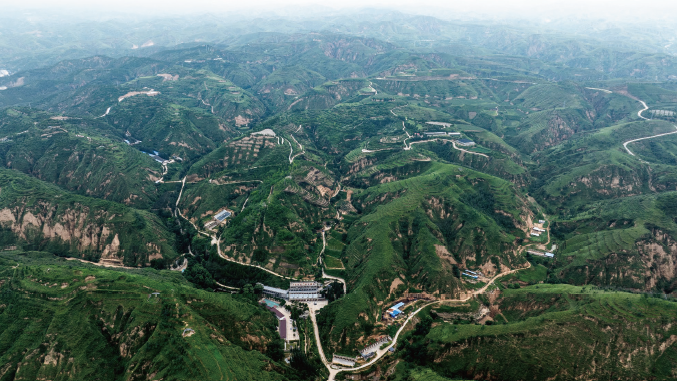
[242,284,254,294]
[290,347,318,379]
[266,338,285,362]
[452,264,461,278]
[322,281,344,302]
[183,263,216,289]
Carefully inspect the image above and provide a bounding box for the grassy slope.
[532,119,677,215]
[0,168,177,266]
[548,191,677,290]
[418,284,677,381]
[317,162,528,353]
[0,252,294,381]
[0,108,161,208]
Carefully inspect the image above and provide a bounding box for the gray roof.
[263,285,288,294]
[458,138,474,144]
[215,210,232,221]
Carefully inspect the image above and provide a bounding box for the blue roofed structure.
[457,138,476,147]
[214,210,232,222]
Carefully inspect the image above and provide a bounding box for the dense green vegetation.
[395,284,677,381]
[4,10,677,380]
[0,251,308,380]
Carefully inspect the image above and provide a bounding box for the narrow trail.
[331,183,342,199]
[319,230,347,294]
[200,95,216,114]
[209,179,263,186]
[451,140,489,158]
[64,257,138,269]
[175,177,187,214]
[361,148,393,153]
[554,86,673,161]
[585,87,649,120]
[404,137,489,158]
[310,308,334,378]
[584,87,612,94]
[215,281,239,291]
[168,169,294,280]
[402,121,412,150]
[367,81,377,95]
[213,238,295,280]
[241,196,249,212]
[155,160,173,183]
[175,177,210,238]
[287,134,305,164]
[287,140,294,163]
[171,258,188,272]
[623,125,677,157]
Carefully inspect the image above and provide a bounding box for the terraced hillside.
[0,252,302,381]
[316,162,529,353]
[0,108,161,208]
[402,284,677,381]
[548,192,677,291]
[3,16,677,380]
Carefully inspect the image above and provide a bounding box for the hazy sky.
[5,0,677,21]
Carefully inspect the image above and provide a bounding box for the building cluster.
[462,269,481,279]
[456,138,476,147]
[527,250,555,258]
[386,302,406,318]
[531,227,544,236]
[205,209,233,230]
[332,354,357,367]
[417,131,476,147]
[260,298,302,345]
[359,336,392,360]
[262,281,325,301]
[424,131,461,137]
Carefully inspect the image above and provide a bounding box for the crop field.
[499,264,548,285]
[559,225,646,261]
[513,83,585,110]
[324,254,344,269]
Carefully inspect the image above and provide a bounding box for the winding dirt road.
[316,262,531,380]
[637,100,650,120]
[623,125,677,156]
[173,175,296,280]
[287,133,305,164]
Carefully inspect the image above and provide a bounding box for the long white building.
[288,281,323,300]
[261,281,324,301]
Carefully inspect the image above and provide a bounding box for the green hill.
[0,251,303,381]
[0,108,161,208]
[317,162,529,353]
[397,284,677,381]
[0,168,177,266]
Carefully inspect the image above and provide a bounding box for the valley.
[2,9,677,380]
